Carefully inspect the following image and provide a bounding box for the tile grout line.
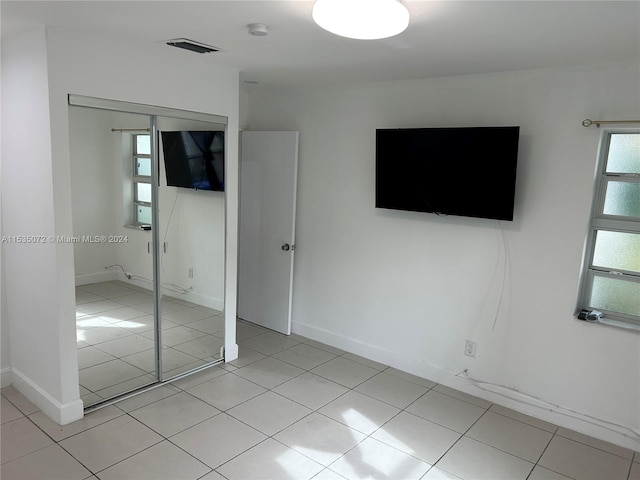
[552,429,637,461]
[174,339,393,478]
[114,407,227,478]
[116,392,227,478]
[526,429,579,480]
[84,418,165,478]
[194,341,333,477]
[4,411,98,476]
[220,334,534,479]
[25,303,640,479]
[271,347,432,476]
[424,403,495,477]
[627,458,635,480]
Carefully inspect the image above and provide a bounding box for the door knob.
[281,243,291,251]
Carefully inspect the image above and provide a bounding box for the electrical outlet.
[188,267,194,279]
[464,340,477,358]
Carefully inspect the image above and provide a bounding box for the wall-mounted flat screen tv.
[376,126,520,221]
[161,130,224,191]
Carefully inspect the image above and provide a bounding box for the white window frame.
[576,128,640,330]
[133,134,152,226]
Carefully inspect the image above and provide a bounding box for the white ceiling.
[2,1,639,88]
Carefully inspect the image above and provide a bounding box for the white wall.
[0,244,8,387]
[1,25,239,423]
[0,81,8,385]
[246,62,640,450]
[0,27,82,421]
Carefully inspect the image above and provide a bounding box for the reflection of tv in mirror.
[161,131,224,191]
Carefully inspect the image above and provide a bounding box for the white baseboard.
[223,343,239,362]
[292,320,640,452]
[114,274,223,311]
[168,290,223,311]
[1,367,12,388]
[11,368,83,425]
[75,270,118,286]
[445,375,640,453]
[115,274,152,292]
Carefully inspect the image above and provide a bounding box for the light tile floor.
[75,281,224,407]
[2,324,639,480]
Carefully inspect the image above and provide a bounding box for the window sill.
[124,224,152,231]
[575,316,640,333]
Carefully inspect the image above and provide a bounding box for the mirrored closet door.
[69,96,227,408]
[156,115,226,380]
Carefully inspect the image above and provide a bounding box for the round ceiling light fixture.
[312,0,410,40]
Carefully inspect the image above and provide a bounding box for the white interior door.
[238,131,299,334]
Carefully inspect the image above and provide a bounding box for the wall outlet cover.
[465,340,477,358]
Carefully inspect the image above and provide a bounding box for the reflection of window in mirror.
[133,134,152,226]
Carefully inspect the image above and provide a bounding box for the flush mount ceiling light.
[248,23,269,36]
[312,0,410,40]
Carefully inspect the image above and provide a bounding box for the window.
[577,131,640,329]
[133,134,152,225]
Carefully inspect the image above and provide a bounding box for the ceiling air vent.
[166,38,220,54]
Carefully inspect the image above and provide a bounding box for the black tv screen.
[375,127,519,221]
[161,130,224,191]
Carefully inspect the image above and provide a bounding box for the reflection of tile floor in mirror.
[3,325,639,480]
[75,281,224,406]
